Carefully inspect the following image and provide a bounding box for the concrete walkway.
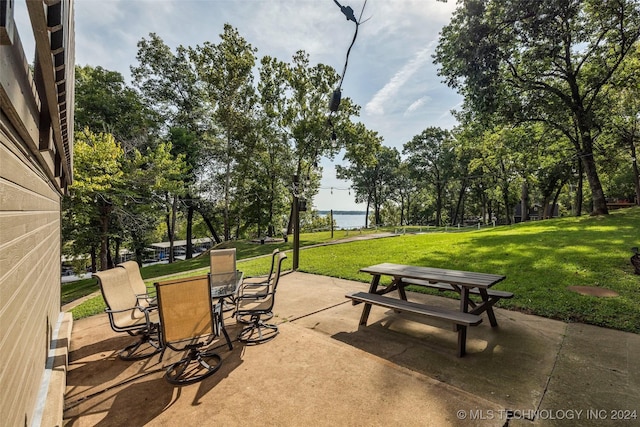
[63,272,640,426]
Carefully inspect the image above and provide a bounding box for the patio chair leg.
[165,347,222,385]
[119,328,162,361]
[238,315,279,345]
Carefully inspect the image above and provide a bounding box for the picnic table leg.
[457,325,467,357]
[478,289,498,327]
[360,275,381,326]
[395,277,408,301]
[457,287,471,357]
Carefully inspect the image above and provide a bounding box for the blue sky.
[16,0,462,210]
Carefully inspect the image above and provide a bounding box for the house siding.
[1,0,74,425]
[1,121,63,427]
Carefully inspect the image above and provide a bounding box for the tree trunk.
[169,195,178,263]
[579,132,608,215]
[575,160,584,216]
[90,246,97,274]
[99,203,111,271]
[435,183,443,227]
[106,237,114,269]
[630,142,640,205]
[196,208,222,244]
[286,201,294,235]
[373,187,381,226]
[165,193,177,264]
[365,199,370,228]
[501,184,511,225]
[551,180,566,218]
[114,238,121,265]
[223,134,232,241]
[453,179,467,225]
[520,180,529,223]
[186,202,194,259]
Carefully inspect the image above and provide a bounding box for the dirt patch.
[567,286,619,297]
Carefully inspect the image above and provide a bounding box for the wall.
[0,0,74,425]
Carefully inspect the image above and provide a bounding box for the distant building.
[147,237,215,261]
[514,204,559,223]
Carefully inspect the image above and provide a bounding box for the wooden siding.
[1,0,74,425]
[0,125,62,427]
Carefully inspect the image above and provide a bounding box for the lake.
[319,211,368,229]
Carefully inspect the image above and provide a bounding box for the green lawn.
[68,208,640,333]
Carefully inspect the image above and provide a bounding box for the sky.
[16,0,463,210]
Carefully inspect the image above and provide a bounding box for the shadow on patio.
[63,272,640,426]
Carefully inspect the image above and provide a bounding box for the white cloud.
[405,96,432,114]
[364,40,436,116]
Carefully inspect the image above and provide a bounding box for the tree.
[74,65,156,151]
[132,33,221,252]
[68,130,125,271]
[145,143,187,263]
[192,24,258,241]
[261,51,354,233]
[336,123,383,228]
[338,132,400,227]
[604,42,640,205]
[404,127,456,226]
[435,0,640,215]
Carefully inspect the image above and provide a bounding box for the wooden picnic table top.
[359,263,506,289]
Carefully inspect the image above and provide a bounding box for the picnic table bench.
[347,263,509,357]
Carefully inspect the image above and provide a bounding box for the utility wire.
[333,0,367,90]
[329,0,368,112]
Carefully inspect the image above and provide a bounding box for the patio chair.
[155,276,223,385]
[236,249,280,323]
[94,268,161,360]
[210,248,238,311]
[239,248,279,296]
[118,260,156,307]
[235,251,287,344]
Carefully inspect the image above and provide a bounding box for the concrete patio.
[63,272,640,426]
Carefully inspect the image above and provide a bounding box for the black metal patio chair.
[235,251,287,344]
[155,276,223,385]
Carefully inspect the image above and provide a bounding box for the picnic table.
[346,263,511,357]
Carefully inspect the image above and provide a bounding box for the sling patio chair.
[155,276,223,385]
[94,267,161,360]
[235,251,287,344]
[210,248,238,311]
[117,260,156,308]
[236,248,280,324]
[239,248,279,296]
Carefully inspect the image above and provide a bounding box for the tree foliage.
[434,0,640,215]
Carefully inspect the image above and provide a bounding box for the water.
[320,211,368,229]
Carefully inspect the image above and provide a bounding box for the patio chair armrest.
[104,305,157,326]
[242,275,268,284]
[135,294,158,306]
[236,292,270,302]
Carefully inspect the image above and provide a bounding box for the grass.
[68,208,640,333]
[63,228,384,313]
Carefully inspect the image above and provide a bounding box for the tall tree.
[404,127,456,226]
[605,42,640,205]
[69,130,125,271]
[336,123,383,228]
[132,33,220,251]
[434,0,640,215]
[261,51,354,232]
[192,24,258,241]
